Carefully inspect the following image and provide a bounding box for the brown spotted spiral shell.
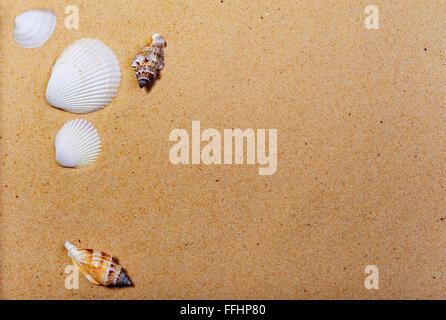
[131,33,166,88]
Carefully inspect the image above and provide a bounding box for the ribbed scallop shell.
[55,119,101,168]
[46,38,121,114]
[14,9,57,48]
[131,33,166,88]
[65,241,131,286]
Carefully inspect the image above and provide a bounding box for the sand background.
[1,0,446,299]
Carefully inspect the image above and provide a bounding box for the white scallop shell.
[55,119,101,168]
[46,38,121,114]
[14,9,57,48]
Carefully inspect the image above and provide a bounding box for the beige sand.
[1,0,446,299]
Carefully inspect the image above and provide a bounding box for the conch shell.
[131,33,166,88]
[64,241,131,286]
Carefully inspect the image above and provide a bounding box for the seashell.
[46,38,121,114]
[55,119,101,168]
[14,9,57,48]
[65,241,131,286]
[131,33,166,88]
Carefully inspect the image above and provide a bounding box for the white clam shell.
[46,38,121,114]
[14,9,57,48]
[55,119,101,168]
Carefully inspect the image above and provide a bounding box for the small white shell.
[14,9,57,48]
[46,38,121,114]
[55,119,101,168]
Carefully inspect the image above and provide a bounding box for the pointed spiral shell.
[131,33,166,88]
[65,241,131,286]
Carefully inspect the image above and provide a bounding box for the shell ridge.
[50,79,121,102]
[62,132,100,159]
[48,71,121,104]
[47,62,121,101]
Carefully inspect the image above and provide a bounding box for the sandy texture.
[1,0,446,299]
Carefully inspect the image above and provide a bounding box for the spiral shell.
[131,33,166,88]
[65,241,131,286]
